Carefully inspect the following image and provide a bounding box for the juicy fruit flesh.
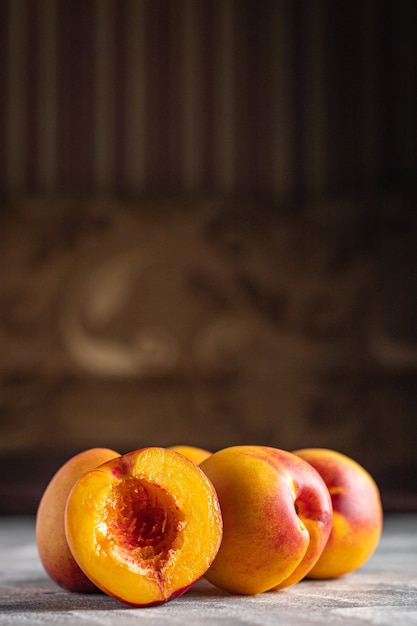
[104,477,185,573]
[65,447,223,606]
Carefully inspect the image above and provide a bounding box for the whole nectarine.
[65,446,223,606]
[36,447,120,592]
[293,447,383,578]
[169,445,212,464]
[199,445,333,594]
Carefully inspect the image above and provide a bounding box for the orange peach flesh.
[104,476,185,576]
[65,447,223,606]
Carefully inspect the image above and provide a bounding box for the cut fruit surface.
[65,447,223,606]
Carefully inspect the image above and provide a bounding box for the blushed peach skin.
[293,448,383,578]
[65,447,223,606]
[36,447,120,592]
[199,445,333,595]
[169,445,212,465]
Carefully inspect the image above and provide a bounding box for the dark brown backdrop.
[0,1,416,514]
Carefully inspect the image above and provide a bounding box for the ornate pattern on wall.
[1,195,416,513]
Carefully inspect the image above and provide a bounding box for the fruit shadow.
[0,577,230,613]
[0,579,121,613]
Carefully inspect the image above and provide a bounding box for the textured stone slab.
[1,514,416,625]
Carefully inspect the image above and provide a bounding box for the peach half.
[293,448,383,578]
[65,447,223,606]
[169,445,212,465]
[199,445,333,594]
[36,447,120,592]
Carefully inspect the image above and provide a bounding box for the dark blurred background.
[0,1,416,514]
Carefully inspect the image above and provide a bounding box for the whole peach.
[293,448,383,578]
[36,447,119,592]
[199,445,333,594]
[169,445,212,464]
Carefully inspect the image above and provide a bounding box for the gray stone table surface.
[0,514,416,625]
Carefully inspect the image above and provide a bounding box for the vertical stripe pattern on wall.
[182,0,200,190]
[94,0,114,190]
[0,0,415,200]
[6,0,26,191]
[37,0,58,191]
[270,0,293,200]
[124,0,146,190]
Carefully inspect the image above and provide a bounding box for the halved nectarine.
[65,447,223,606]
